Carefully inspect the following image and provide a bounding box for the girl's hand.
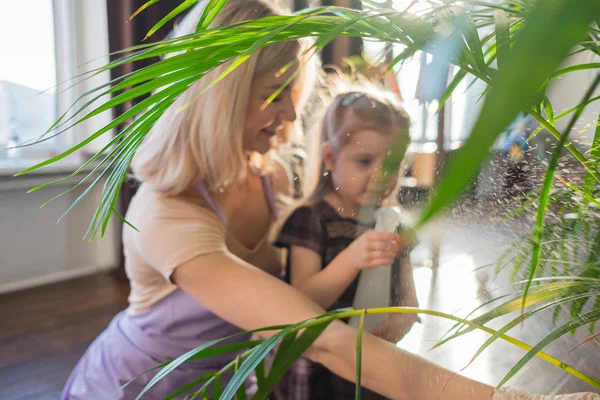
[343,229,400,270]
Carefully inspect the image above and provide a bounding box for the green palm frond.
[432,278,600,389]
[118,305,600,399]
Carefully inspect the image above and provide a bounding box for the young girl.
[274,87,419,399]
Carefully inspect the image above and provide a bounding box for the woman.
[61,1,599,399]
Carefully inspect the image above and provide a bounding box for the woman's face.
[243,66,300,154]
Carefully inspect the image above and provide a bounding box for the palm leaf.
[196,0,228,32]
[143,0,202,40]
[454,11,488,76]
[529,109,600,183]
[355,310,366,400]
[493,9,510,73]
[553,62,600,79]
[129,0,162,21]
[16,73,199,177]
[212,374,222,400]
[17,0,600,240]
[457,291,595,373]
[438,68,467,110]
[418,0,600,227]
[523,73,600,313]
[433,279,595,347]
[220,330,293,400]
[581,112,600,209]
[129,324,288,400]
[497,308,600,389]
[132,323,234,399]
[253,321,333,399]
[233,355,248,400]
[569,230,600,325]
[164,373,216,400]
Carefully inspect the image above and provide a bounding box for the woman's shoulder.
[123,184,229,263]
[127,184,224,230]
[122,184,230,288]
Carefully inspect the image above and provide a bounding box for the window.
[0,0,57,158]
[0,0,112,165]
[363,0,492,151]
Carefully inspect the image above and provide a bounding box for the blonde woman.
[61,1,600,399]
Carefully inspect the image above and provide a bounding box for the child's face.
[243,66,300,154]
[325,129,400,209]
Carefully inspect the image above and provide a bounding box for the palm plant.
[15,0,600,398]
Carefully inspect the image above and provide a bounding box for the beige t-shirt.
[122,184,283,315]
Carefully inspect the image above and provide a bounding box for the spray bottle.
[349,206,404,331]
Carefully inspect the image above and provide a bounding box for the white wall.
[0,163,120,294]
[547,51,600,147]
[69,0,114,153]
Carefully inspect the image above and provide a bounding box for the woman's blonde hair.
[307,83,411,203]
[132,0,312,195]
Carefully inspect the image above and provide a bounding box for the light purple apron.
[61,177,277,400]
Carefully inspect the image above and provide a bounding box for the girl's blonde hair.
[132,0,312,195]
[308,84,411,202]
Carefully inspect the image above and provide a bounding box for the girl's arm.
[173,251,496,400]
[288,245,359,309]
[288,228,401,309]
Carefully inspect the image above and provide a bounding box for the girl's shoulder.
[285,199,337,224]
[312,199,342,217]
[275,201,327,253]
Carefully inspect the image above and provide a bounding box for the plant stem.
[329,307,600,389]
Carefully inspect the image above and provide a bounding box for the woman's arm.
[174,252,324,334]
[312,324,495,400]
[288,245,359,309]
[173,251,495,400]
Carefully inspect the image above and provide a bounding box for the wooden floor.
[0,273,129,400]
